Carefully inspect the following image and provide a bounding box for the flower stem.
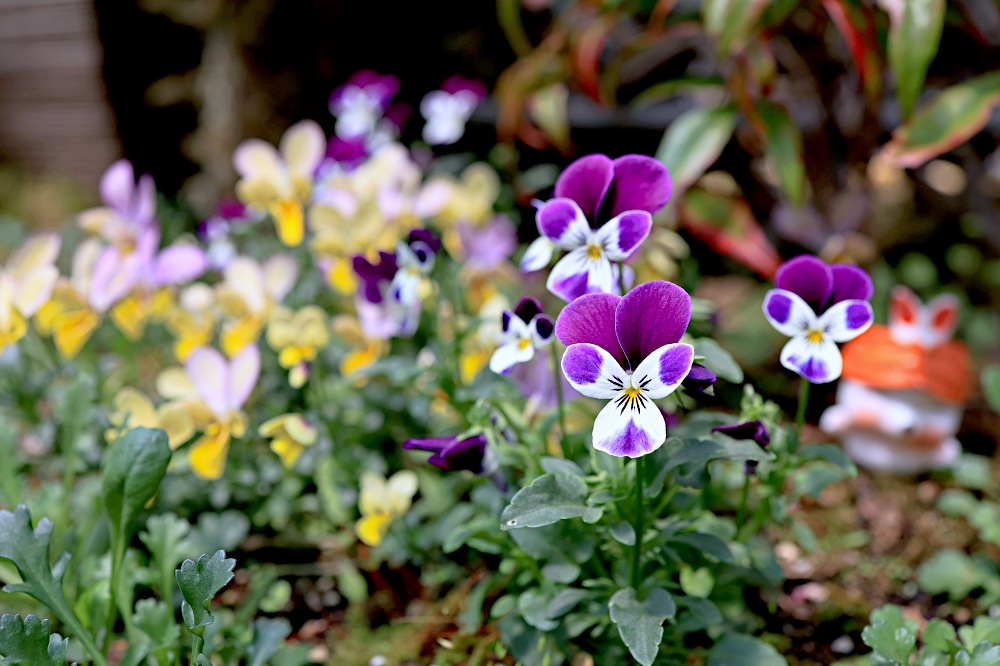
[550,343,568,457]
[631,456,646,593]
[793,379,810,454]
[618,262,627,296]
[736,474,750,539]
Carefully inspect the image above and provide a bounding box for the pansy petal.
[9,233,60,278]
[489,340,535,374]
[501,310,530,339]
[546,247,593,302]
[13,265,58,317]
[774,256,832,310]
[762,289,817,337]
[188,427,231,480]
[186,347,230,416]
[592,395,666,458]
[513,297,543,323]
[585,253,617,297]
[530,315,555,347]
[819,299,874,342]
[264,254,299,303]
[154,245,208,286]
[536,198,591,249]
[615,280,692,371]
[133,174,156,227]
[223,257,266,313]
[780,333,843,384]
[280,120,326,177]
[521,236,555,272]
[830,264,874,304]
[606,155,672,218]
[595,210,652,261]
[630,342,694,399]
[561,343,628,399]
[356,512,392,546]
[554,154,614,221]
[386,470,418,516]
[228,343,260,411]
[554,292,625,366]
[100,160,136,213]
[233,139,283,180]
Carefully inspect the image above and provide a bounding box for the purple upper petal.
[614,281,691,371]
[403,436,454,454]
[555,292,626,368]
[605,155,672,219]
[100,160,135,213]
[829,264,874,305]
[682,364,717,394]
[712,420,770,448]
[408,228,440,254]
[774,255,833,311]
[514,297,544,323]
[404,434,488,474]
[154,245,208,286]
[353,251,398,304]
[440,75,488,100]
[553,155,614,222]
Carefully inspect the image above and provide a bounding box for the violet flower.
[556,280,695,457]
[78,160,156,248]
[683,364,717,395]
[403,433,507,490]
[762,255,874,384]
[391,229,440,306]
[489,297,554,375]
[352,250,418,339]
[457,216,517,271]
[420,75,487,146]
[329,71,400,139]
[521,154,672,302]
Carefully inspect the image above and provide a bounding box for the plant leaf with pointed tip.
[175,550,236,631]
[0,614,68,666]
[609,588,675,666]
[888,0,945,119]
[500,474,601,530]
[656,105,737,194]
[102,427,172,557]
[708,633,786,665]
[758,101,806,207]
[861,605,918,662]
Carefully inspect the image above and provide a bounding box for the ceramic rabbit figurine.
[820,286,974,473]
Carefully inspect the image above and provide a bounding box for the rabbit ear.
[921,293,960,348]
[889,285,922,345]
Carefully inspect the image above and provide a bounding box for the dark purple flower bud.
[683,364,717,395]
[403,434,506,490]
[353,251,398,304]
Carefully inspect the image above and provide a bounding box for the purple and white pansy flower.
[762,255,875,384]
[522,154,672,302]
[556,280,695,458]
[352,251,419,339]
[489,297,555,375]
[390,229,440,306]
[420,76,487,146]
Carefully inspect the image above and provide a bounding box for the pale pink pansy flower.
[420,76,487,146]
[77,160,156,248]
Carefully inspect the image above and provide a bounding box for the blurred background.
[1,0,999,439]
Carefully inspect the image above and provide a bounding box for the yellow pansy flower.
[355,470,418,547]
[330,314,388,379]
[0,233,60,355]
[105,387,195,450]
[258,414,317,468]
[156,345,260,480]
[163,284,218,361]
[265,306,330,388]
[420,162,500,256]
[215,255,298,357]
[233,121,326,247]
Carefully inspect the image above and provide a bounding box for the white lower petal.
[780,333,843,384]
[490,340,535,375]
[521,237,555,272]
[763,289,816,337]
[592,395,666,458]
[561,343,628,399]
[630,343,695,399]
[546,247,592,302]
[819,299,874,342]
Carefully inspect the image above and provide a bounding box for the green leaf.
[982,366,1000,413]
[887,0,945,119]
[953,455,994,491]
[680,565,714,598]
[0,506,72,624]
[918,550,993,600]
[459,575,491,634]
[799,444,857,473]
[937,489,978,517]
[175,550,236,632]
[539,457,585,477]
[958,616,1000,650]
[102,427,172,560]
[675,596,723,633]
[708,634,786,665]
[608,588,675,666]
[669,532,735,563]
[0,614,68,666]
[611,521,636,546]
[247,617,291,666]
[757,101,806,206]
[692,338,744,384]
[517,589,558,631]
[861,605,918,663]
[793,463,850,498]
[957,643,1000,666]
[139,513,193,601]
[133,598,180,647]
[656,106,737,193]
[923,618,959,652]
[546,589,594,619]
[885,71,1000,168]
[500,473,601,530]
[703,0,770,54]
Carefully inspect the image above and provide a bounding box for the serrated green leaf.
[0,507,71,624]
[887,0,945,119]
[102,428,172,557]
[175,550,236,632]
[862,605,918,663]
[958,616,1000,650]
[609,588,675,666]
[140,513,193,602]
[133,598,180,647]
[692,338,744,384]
[500,474,601,530]
[708,633,786,665]
[956,642,1000,666]
[656,106,737,193]
[247,617,291,666]
[922,618,959,652]
[0,614,68,666]
[917,550,991,600]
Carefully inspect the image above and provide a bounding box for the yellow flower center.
[518,338,532,350]
[586,243,603,260]
[806,329,825,344]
